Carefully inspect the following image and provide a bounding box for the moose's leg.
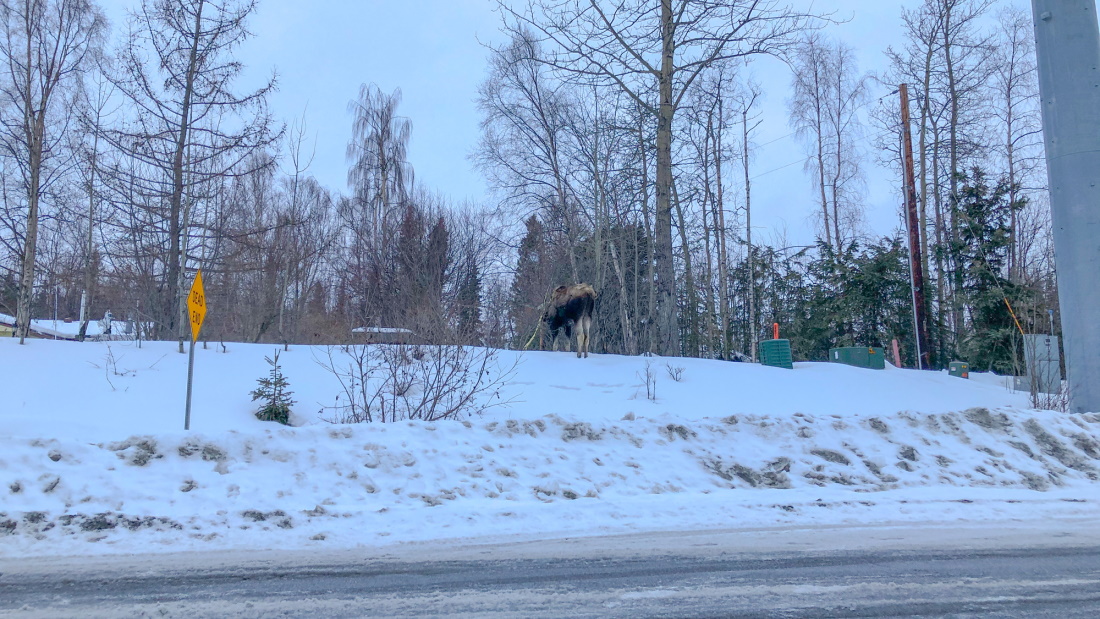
[563,321,574,352]
[587,316,593,357]
[578,316,592,358]
[575,318,584,358]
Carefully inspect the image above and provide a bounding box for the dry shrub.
[318,344,516,423]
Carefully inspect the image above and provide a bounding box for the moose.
[541,283,596,358]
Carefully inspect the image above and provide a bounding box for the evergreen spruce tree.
[951,168,1029,373]
[395,204,428,329]
[847,238,915,360]
[251,350,295,425]
[457,257,482,343]
[424,216,451,334]
[510,215,552,348]
[769,238,914,363]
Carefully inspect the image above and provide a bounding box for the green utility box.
[829,346,885,370]
[948,361,969,379]
[758,339,793,369]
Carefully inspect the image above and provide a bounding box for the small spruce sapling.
[252,349,295,425]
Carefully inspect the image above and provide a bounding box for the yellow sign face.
[187,270,207,342]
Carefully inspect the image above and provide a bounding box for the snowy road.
[3,521,1099,618]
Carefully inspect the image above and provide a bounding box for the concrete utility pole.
[1031,0,1100,413]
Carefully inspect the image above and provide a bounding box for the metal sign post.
[184,270,207,430]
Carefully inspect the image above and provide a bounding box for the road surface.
[2,521,1099,617]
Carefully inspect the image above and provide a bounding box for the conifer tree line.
[0,0,1057,375]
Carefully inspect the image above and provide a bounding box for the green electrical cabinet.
[948,361,969,379]
[758,339,793,369]
[829,346,885,370]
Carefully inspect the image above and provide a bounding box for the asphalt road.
[3,526,1100,618]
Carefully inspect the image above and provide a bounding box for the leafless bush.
[638,359,657,401]
[665,363,685,382]
[317,344,516,423]
[1031,380,1070,412]
[88,344,135,391]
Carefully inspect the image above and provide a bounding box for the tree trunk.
[653,0,680,356]
[917,41,936,365]
[932,121,948,362]
[713,96,730,360]
[700,119,717,358]
[79,120,101,341]
[816,102,831,248]
[16,10,44,345]
[638,107,657,353]
[900,83,931,369]
[170,0,205,352]
[672,180,698,356]
[943,4,964,355]
[1005,81,1018,282]
[918,38,934,286]
[608,239,636,355]
[16,152,41,344]
[831,80,843,248]
[743,107,756,360]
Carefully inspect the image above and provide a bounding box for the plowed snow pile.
[1,339,1097,557]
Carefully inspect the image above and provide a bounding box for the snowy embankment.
[1,338,1098,558]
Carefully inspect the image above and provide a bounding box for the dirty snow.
[1,338,1098,558]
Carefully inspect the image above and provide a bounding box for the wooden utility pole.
[899,84,931,369]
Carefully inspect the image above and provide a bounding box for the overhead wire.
[750,156,811,181]
[756,131,796,148]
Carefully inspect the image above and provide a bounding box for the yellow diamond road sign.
[188,270,207,342]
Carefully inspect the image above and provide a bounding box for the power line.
[756,131,796,148]
[748,156,809,180]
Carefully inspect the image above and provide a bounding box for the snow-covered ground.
[0,312,137,341]
[1,338,1098,558]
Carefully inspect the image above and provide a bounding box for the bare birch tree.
[75,71,113,341]
[990,5,1042,283]
[475,31,581,280]
[347,84,412,241]
[735,82,762,357]
[687,65,738,359]
[102,0,279,351]
[498,0,816,356]
[0,0,104,343]
[788,33,868,249]
[341,84,413,330]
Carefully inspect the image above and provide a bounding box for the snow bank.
[1,339,1097,558]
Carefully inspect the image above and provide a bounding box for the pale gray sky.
[99,0,505,202]
[95,0,1031,246]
